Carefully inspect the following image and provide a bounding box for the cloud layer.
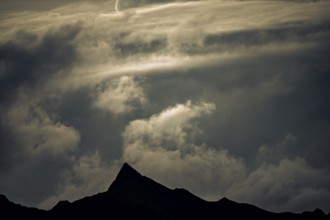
[0,0,330,213]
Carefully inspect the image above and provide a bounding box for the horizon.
[1,0,330,213]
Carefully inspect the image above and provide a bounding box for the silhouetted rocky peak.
[113,162,142,183]
[218,197,234,203]
[51,200,71,212]
[314,208,326,216]
[302,208,327,218]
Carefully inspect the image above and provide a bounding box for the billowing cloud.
[92,76,146,114]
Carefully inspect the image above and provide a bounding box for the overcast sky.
[1,0,330,213]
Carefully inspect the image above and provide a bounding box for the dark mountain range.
[1,163,329,219]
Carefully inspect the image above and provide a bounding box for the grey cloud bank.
[0,0,330,213]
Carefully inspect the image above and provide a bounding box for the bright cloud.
[92,76,146,114]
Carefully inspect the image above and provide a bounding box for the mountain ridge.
[1,163,329,220]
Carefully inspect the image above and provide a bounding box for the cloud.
[122,101,246,199]
[227,157,330,213]
[92,76,146,114]
[4,102,80,156]
[256,134,298,164]
[0,23,81,103]
[113,37,167,57]
[202,23,330,54]
[123,100,216,150]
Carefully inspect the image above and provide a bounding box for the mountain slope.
[51,163,203,219]
[0,194,46,219]
[1,163,329,220]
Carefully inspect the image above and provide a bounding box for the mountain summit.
[115,162,142,180]
[1,163,329,220]
[109,162,142,188]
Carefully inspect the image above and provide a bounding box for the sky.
[0,0,330,213]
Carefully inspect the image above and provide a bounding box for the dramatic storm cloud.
[1,0,330,213]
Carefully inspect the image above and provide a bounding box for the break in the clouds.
[1,0,330,213]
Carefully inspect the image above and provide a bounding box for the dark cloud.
[203,22,330,52]
[113,37,167,57]
[0,23,81,103]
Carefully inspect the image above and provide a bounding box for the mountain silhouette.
[1,163,329,219]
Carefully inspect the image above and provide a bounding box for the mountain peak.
[312,208,326,216]
[51,200,71,212]
[121,162,136,171]
[218,197,232,202]
[113,163,142,183]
